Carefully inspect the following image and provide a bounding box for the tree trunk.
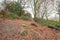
[34,0,37,19]
[44,0,48,20]
[59,15,60,22]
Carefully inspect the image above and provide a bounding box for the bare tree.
[34,0,45,19]
[43,0,54,20]
[58,1,60,22]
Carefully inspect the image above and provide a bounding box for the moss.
[20,29,28,36]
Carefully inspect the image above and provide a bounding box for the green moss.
[20,29,28,36]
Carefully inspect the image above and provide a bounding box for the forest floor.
[0,19,60,40]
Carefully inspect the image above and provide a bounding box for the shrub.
[20,13,32,20]
[5,2,25,16]
[6,12,19,19]
[0,10,7,18]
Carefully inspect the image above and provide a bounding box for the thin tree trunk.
[34,0,36,19]
[59,15,60,22]
[44,0,48,20]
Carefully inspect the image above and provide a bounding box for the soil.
[0,19,60,40]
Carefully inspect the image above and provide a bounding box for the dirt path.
[0,19,60,40]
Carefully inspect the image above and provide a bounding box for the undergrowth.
[35,18,60,30]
